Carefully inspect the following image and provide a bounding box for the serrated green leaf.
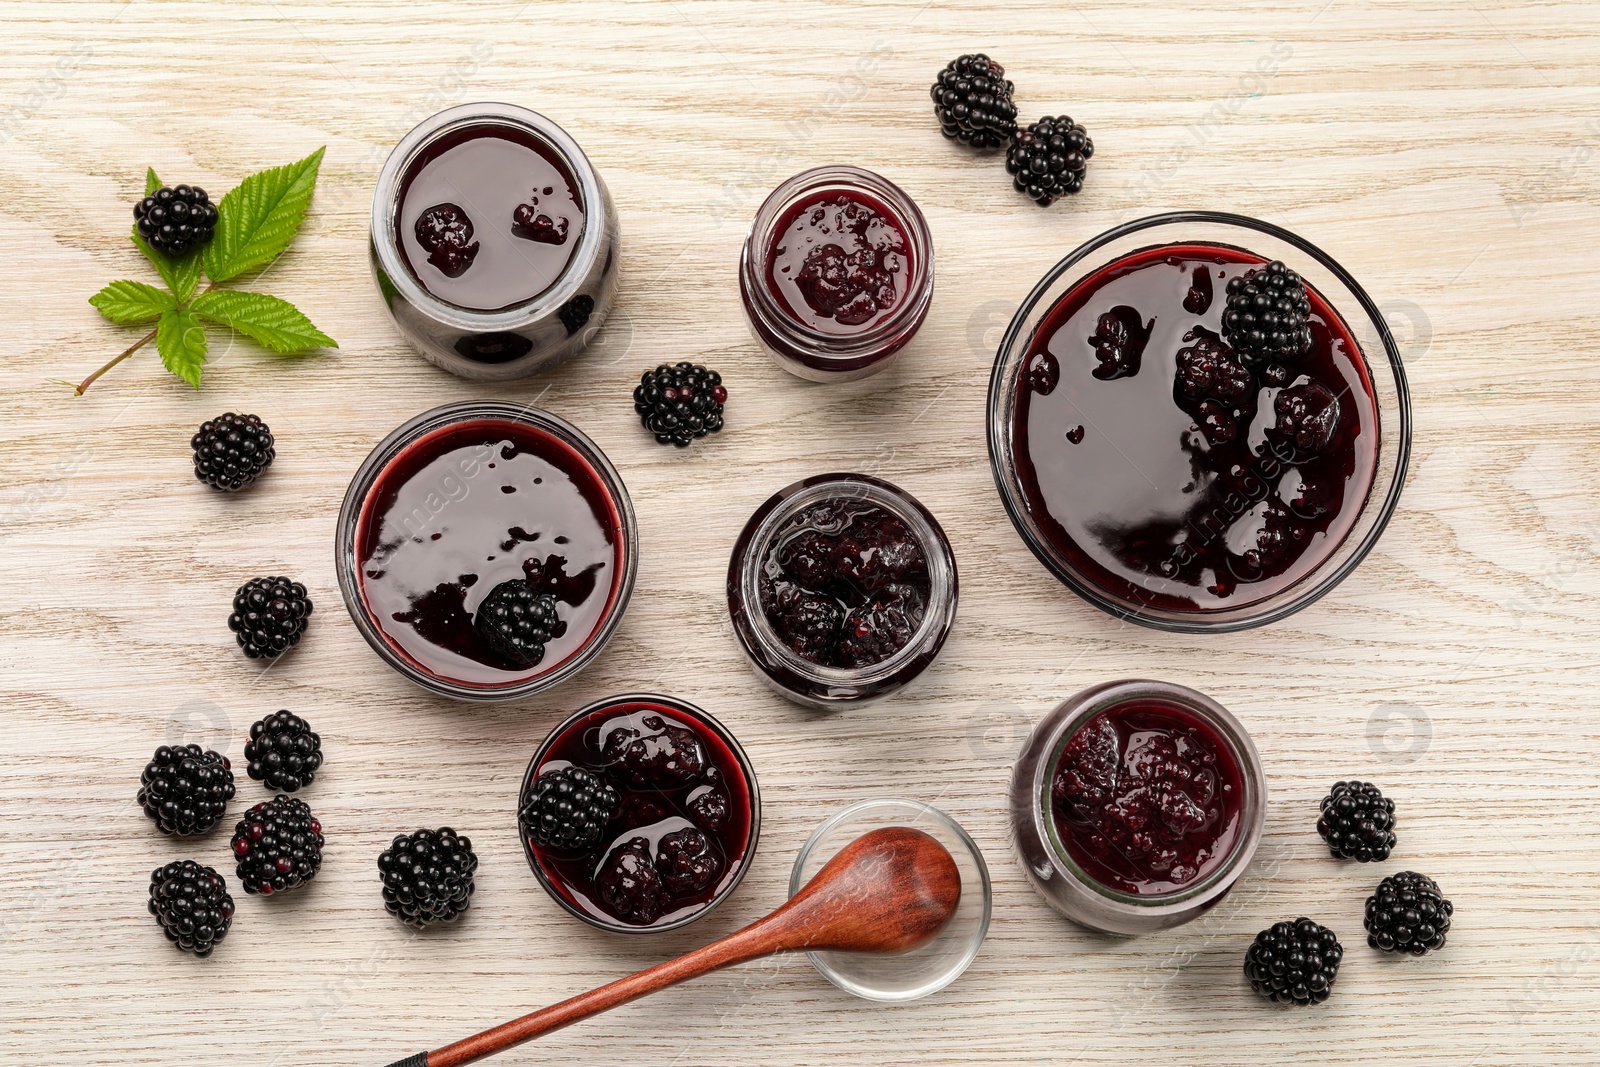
[191,290,337,354]
[88,280,175,324]
[155,306,208,388]
[131,233,202,302]
[144,167,162,197]
[203,147,324,283]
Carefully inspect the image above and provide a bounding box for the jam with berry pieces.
[765,190,913,335]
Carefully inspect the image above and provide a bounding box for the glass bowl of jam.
[987,211,1411,632]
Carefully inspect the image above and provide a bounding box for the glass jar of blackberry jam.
[1009,679,1267,935]
[739,166,934,382]
[369,102,620,381]
[727,473,958,709]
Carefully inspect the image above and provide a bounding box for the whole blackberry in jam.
[930,53,1017,149]
[1270,383,1341,456]
[1088,307,1150,381]
[596,837,666,925]
[138,745,235,836]
[633,362,726,448]
[1222,260,1313,365]
[473,578,560,667]
[1005,116,1094,206]
[148,860,234,957]
[836,586,925,668]
[1317,780,1396,862]
[601,714,708,787]
[229,576,312,660]
[243,710,322,792]
[779,531,837,589]
[1174,331,1252,402]
[519,766,618,852]
[230,795,323,896]
[656,827,722,895]
[376,828,478,928]
[1365,870,1452,956]
[772,589,844,663]
[134,185,218,256]
[1244,918,1344,1005]
[191,412,275,491]
[414,202,479,277]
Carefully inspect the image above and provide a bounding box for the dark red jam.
[757,500,930,669]
[522,700,755,928]
[355,419,622,688]
[1051,699,1244,895]
[396,123,584,311]
[1011,243,1379,613]
[765,190,912,335]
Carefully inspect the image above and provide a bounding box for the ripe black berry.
[229,576,313,659]
[596,837,666,924]
[377,828,478,927]
[474,578,560,667]
[191,413,275,491]
[1271,383,1342,456]
[244,710,322,792]
[230,795,324,896]
[1244,918,1344,1005]
[1365,871,1453,956]
[633,362,726,448]
[414,202,479,277]
[930,54,1018,150]
[148,861,234,957]
[1005,116,1094,206]
[520,766,619,852]
[138,745,235,836]
[134,185,218,256]
[1317,780,1396,862]
[1222,261,1313,364]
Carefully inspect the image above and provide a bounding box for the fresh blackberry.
[596,837,666,924]
[633,362,726,448]
[520,766,619,852]
[230,795,324,896]
[376,828,478,928]
[1317,780,1396,862]
[473,579,560,667]
[1365,871,1453,956]
[148,861,234,957]
[1270,383,1342,456]
[191,412,275,491]
[1222,261,1313,365]
[1244,918,1344,1005]
[1005,116,1094,206]
[414,202,479,277]
[134,185,218,256]
[656,826,721,895]
[930,53,1017,149]
[229,576,312,660]
[138,745,235,836]
[244,710,322,792]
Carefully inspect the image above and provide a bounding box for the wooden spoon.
[382,826,962,1067]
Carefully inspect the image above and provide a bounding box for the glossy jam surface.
[1051,700,1244,895]
[396,123,585,311]
[1011,243,1379,613]
[523,701,755,928]
[356,419,621,687]
[765,190,911,335]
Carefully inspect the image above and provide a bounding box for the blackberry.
[836,586,925,668]
[779,531,838,589]
[1365,871,1453,956]
[520,766,619,852]
[656,826,721,895]
[1222,261,1313,365]
[1317,780,1396,862]
[134,185,218,256]
[191,412,275,491]
[772,589,844,663]
[1175,331,1252,402]
[1244,918,1344,1005]
[557,293,595,336]
[138,745,235,836]
[1089,308,1149,381]
[474,579,560,667]
[376,828,478,928]
[414,202,479,277]
[930,53,1017,150]
[244,710,322,792]
[148,861,234,957]
[1271,383,1341,456]
[229,576,312,660]
[1005,116,1094,206]
[230,795,323,896]
[596,837,666,924]
[633,362,726,448]
[600,714,707,788]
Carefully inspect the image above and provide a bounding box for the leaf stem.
[75,328,157,395]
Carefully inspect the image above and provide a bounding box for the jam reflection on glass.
[522,700,755,928]
[395,122,585,312]
[765,191,912,335]
[1011,243,1379,613]
[355,418,621,688]
[1050,699,1244,896]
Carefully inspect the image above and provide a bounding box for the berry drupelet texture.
[1366,871,1453,955]
[414,202,479,277]
[930,54,1018,149]
[1245,918,1344,1005]
[191,413,275,491]
[634,362,726,448]
[229,576,313,660]
[377,828,478,927]
[134,185,218,256]
[473,578,561,667]
[520,766,619,852]
[148,860,234,957]
[1005,116,1094,206]
[1271,383,1342,457]
[1222,260,1313,365]
[1317,780,1397,862]
[138,745,235,836]
[230,795,324,896]
[244,710,323,792]
[595,837,666,925]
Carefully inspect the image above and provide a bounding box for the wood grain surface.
[2,2,1598,1064]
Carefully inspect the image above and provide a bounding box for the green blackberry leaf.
[144,167,162,197]
[204,147,325,283]
[155,306,209,388]
[89,280,175,324]
[132,234,202,302]
[191,290,337,354]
